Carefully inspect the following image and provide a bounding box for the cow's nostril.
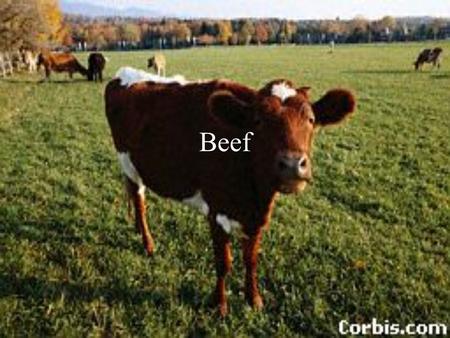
[299,157,308,169]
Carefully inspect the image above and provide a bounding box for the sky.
[72,0,450,19]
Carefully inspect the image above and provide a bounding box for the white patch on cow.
[216,213,243,235]
[104,57,110,62]
[117,152,145,195]
[271,82,297,102]
[115,66,188,87]
[182,191,210,215]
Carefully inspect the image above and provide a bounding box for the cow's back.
[154,53,166,68]
[105,78,257,199]
[48,53,77,71]
[106,79,204,151]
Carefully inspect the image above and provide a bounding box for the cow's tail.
[124,177,133,222]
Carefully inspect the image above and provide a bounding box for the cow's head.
[208,80,356,194]
[147,57,155,69]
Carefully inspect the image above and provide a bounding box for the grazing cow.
[0,52,13,77]
[87,52,107,82]
[23,50,37,73]
[414,47,443,70]
[147,53,166,76]
[105,67,356,316]
[37,52,88,80]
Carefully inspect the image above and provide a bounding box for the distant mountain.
[60,0,166,18]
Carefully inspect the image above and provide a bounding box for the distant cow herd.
[0,50,168,81]
[0,46,443,82]
[0,50,38,77]
[0,50,107,81]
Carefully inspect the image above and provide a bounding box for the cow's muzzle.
[276,152,312,193]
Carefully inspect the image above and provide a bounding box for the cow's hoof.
[145,244,154,257]
[247,294,264,310]
[218,302,228,318]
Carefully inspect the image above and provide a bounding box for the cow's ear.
[208,90,253,129]
[312,89,356,126]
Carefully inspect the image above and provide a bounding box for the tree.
[266,20,280,43]
[238,19,255,45]
[172,22,191,47]
[431,18,445,40]
[380,16,396,41]
[103,25,118,46]
[217,20,233,45]
[118,23,140,44]
[37,0,65,45]
[0,0,43,50]
[254,22,268,45]
[349,16,369,43]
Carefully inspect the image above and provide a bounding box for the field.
[0,42,449,337]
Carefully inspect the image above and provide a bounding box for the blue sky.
[69,0,450,19]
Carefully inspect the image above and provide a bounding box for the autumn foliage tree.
[0,0,65,50]
[217,21,233,45]
[37,0,65,45]
[254,22,269,45]
[0,0,41,50]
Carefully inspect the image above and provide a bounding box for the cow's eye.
[253,115,262,127]
[308,116,315,124]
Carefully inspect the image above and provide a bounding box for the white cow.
[0,52,14,77]
[23,50,37,73]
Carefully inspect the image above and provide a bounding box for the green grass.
[1,42,449,337]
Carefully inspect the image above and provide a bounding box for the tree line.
[1,0,449,52]
[65,15,450,51]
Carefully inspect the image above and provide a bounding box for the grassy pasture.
[0,42,449,337]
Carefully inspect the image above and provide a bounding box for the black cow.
[88,52,107,82]
[414,48,443,71]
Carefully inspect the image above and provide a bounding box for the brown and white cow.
[37,52,88,80]
[105,67,356,316]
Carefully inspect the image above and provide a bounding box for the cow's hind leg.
[125,177,155,256]
[209,217,232,317]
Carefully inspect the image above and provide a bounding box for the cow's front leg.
[242,228,263,310]
[209,217,232,317]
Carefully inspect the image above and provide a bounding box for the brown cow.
[37,52,88,80]
[105,67,356,316]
